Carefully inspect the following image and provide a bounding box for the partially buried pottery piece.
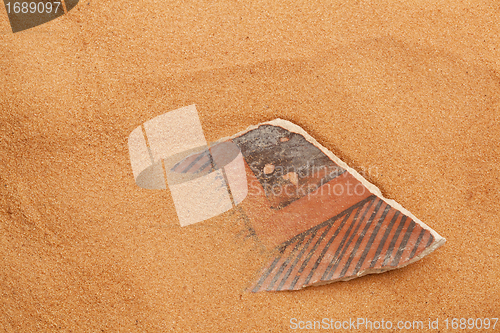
[229,119,445,291]
[128,107,445,292]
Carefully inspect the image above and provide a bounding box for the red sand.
[1,1,499,331]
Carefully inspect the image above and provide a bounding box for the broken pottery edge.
[220,119,446,281]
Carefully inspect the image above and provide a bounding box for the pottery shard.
[230,119,446,292]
